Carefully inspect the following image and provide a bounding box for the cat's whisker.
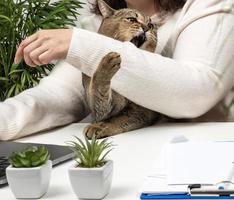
[113,33,119,39]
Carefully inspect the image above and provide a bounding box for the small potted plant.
[6,146,51,199]
[67,136,114,199]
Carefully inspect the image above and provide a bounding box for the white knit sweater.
[0,0,233,140]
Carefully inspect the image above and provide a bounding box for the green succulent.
[9,146,50,168]
[67,136,114,168]
[0,0,83,100]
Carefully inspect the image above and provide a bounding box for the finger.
[24,56,37,67]
[38,49,54,65]
[23,46,37,67]
[29,46,48,66]
[14,33,38,64]
[23,40,44,66]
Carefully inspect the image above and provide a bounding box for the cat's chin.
[130,33,146,48]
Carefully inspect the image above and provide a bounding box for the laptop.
[0,141,75,186]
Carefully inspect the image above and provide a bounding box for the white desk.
[1,122,234,200]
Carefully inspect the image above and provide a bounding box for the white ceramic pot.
[68,160,113,199]
[6,160,52,199]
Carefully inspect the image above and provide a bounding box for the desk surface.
[1,122,234,200]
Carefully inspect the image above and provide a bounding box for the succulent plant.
[67,136,114,168]
[9,146,50,168]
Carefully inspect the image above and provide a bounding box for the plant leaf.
[0,0,83,100]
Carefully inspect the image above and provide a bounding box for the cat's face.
[97,0,157,52]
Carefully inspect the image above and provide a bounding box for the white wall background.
[74,0,90,27]
[77,0,92,18]
[50,0,93,27]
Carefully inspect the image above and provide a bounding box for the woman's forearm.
[0,62,89,140]
[65,11,234,118]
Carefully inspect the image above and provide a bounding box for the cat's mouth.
[130,33,146,48]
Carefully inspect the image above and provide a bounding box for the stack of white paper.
[141,138,234,195]
[165,142,234,185]
[142,174,188,194]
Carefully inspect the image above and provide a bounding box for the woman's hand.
[14,29,73,67]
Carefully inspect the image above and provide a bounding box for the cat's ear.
[97,0,115,18]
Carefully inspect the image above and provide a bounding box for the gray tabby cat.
[82,0,161,139]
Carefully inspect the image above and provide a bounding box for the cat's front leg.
[93,52,121,82]
[89,52,127,122]
[84,103,161,139]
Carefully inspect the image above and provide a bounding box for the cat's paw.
[83,122,109,139]
[97,52,121,78]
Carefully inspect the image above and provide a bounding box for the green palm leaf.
[0,0,83,101]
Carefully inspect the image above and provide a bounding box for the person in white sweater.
[0,0,233,141]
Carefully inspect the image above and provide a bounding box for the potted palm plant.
[0,0,83,101]
[6,146,51,199]
[67,136,114,199]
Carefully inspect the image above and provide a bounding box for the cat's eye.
[126,17,137,23]
[148,23,154,29]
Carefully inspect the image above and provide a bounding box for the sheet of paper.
[141,174,188,194]
[165,142,234,185]
[141,141,188,195]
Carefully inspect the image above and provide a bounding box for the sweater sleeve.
[66,1,234,119]
[0,62,89,141]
